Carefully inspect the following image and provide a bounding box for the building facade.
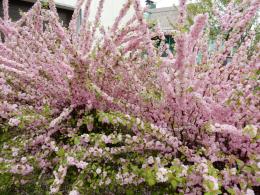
[0,0,74,26]
[89,0,134,28]
[145,4,179,54]
[146,5,178,33]
[0,0,135,28]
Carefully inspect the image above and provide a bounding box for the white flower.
[67,156,75,165]
[50,186,58,194]
[106,96,114,102]
[257,162,260,169]
[101,135,111,144]
[54,147,59,152]
[49,141,57,151]
[147,156,154,165]
[136,118,141,125]
[11,147,19,157]
[58,165,67,173]
[140,122,145,129]
[105,178,111,185]
[69,190,80,195]
[97,148,103,154]
[116,173,122,180]
[81,134,90,143]
[207,123,216,132]
[199,163,208,174]
[155,157,161,165]
[156,167,169,182]
[103,171,107,177]
[214,123,241,135]
[99,180,104,186]
[159,128,166,135]
[96,168,102,174]
[117,134,123,141]
[230,168,237,175]
[246,189,255,195]
[132,136,138,142]
[77,161,88,169]
[8,118,20,127]
[179,165,188,177]
[102,116,109,123]
[21,157,27,164]
[3,144,8,149]
[125,115,131,120]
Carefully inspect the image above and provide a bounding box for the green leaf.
[208,180,215,190]
[57,148,65,157]
[126,189,134,195]
[143,168,156,186]
[147,178,156,186]
[204,193,214,195]
[42,104,51,117]
[170,179,178,189]
[236,159,244,168]
[0,173,13,191]
[243,166,252,173]
[227,188,235,195]
[256,177,260,183]
[186,86,194,93]
[74,136,80,145]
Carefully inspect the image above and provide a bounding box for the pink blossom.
[8,117,20,127]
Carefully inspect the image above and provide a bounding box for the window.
[152,34,175,57]
[0,0,73,27]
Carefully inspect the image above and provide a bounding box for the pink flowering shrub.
[0,0,259,194]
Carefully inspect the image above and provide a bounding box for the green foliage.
[143,168,156,186]
[0,173,13,194]
[187,0,260,41]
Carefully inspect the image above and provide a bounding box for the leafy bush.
[0,0,259,194]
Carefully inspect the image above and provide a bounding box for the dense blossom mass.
[0,0,259,194]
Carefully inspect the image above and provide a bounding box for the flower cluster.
[0,0,259,194]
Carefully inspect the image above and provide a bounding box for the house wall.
[53,0,135,28]
[1,0,135,28]
[89,0,135,28]
[147,6,178,33]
